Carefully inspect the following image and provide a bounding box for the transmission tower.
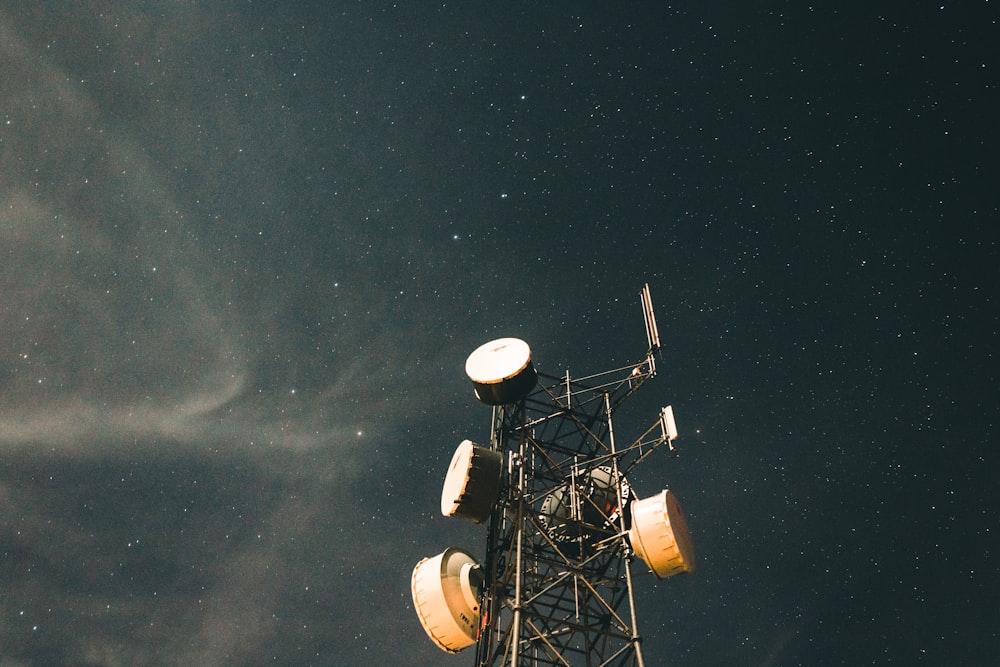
[412,284,695,666]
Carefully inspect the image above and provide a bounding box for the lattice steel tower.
[412,285,695,666]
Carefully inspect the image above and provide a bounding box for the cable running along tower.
[412,284,695,666]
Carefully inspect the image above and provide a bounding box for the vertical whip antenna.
[641,282,660,352]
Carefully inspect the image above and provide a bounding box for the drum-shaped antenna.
[411,547,484,653]
[628,489,695,578]
[540,466,623,541]
[441,440,503,524]
[464,338,537,405]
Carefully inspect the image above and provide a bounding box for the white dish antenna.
[441,440,503,524]
[539,466,630,542]
[464,337,537,405]
[628,489,695,578]
[411,547,484,653]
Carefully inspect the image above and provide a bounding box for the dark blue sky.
[1,2,996,665]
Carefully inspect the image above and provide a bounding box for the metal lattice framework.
[411,285,690,666]
[474,288,678,666]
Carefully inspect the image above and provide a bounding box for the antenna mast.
[412,285,695,666]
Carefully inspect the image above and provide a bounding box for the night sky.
[1,2,997,665]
